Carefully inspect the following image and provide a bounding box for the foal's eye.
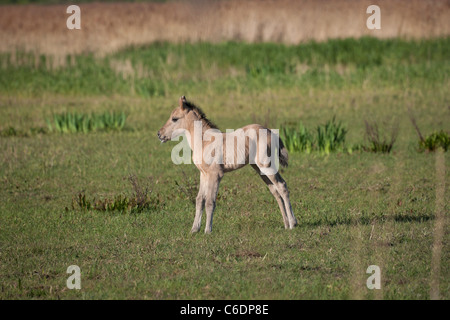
[172,117,179,122]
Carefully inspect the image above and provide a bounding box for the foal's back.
[221,124,276,173]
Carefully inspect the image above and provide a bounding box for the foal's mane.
[184,100,219,130]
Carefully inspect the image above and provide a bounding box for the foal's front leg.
[191,173,206,233]
[204,173,222,234]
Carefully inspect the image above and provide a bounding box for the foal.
[157,96,297,233]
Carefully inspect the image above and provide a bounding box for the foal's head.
[157,96,198,143]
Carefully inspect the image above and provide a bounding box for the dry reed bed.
[0,0,449,58]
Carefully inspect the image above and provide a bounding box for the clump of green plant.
[316,116,348,154]
[419,130,450,152]
[280,123,314,153]
[46,111,126,133]
[71,175,159,213]
[0,126,21,137]
[72,193,136,212]
[0,126,47,137]
[280,116,349,154]
[408,107,449,152]
[362,119,399,153]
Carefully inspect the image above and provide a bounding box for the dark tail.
[278,137,289,168]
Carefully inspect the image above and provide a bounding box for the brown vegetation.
[0,0,449,57]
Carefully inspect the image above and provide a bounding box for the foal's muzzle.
[157,130,168,143]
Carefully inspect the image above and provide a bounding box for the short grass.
[0,38,449,299]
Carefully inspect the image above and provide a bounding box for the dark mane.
[185,100,219,130]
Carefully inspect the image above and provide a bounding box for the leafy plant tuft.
[281,116,349,155]
[362,119,399,153]
[419,130,450,152]
[72,175,160,213]
[46,111,126,133]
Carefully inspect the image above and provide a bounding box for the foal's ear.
[179,96,188,110]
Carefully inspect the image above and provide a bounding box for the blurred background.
[1,0,449,57]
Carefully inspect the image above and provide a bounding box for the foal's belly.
[223,162,248,173]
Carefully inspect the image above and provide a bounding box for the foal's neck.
[186,117,219,151]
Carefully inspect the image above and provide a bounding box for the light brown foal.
[157,96,297,233]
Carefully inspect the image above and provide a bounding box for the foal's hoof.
[190,227,200,233]
[285,223,297,230]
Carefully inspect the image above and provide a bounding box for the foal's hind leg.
[260,170,297,229]
[251,165,290,229]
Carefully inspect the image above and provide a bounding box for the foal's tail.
[278,136,289,168]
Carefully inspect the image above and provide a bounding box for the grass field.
[0,37,449,299]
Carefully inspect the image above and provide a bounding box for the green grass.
[1,37,449,97]
[0,38,449,299]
